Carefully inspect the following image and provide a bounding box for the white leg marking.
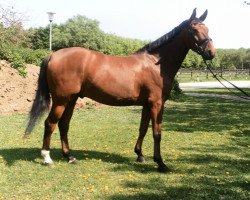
[41,150,53,165]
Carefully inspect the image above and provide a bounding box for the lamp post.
[47,12,55,51]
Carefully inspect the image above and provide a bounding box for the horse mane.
[137,19,190,53]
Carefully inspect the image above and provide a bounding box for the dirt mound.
[0,60,96,114]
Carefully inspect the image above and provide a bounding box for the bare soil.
[0,60,97,114]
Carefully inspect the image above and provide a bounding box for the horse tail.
[25,56,51,135]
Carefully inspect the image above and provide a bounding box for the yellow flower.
[104,186,109,192]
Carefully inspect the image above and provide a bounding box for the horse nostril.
[208,50,212,56]
[203,50,215,60]
[207,50,215,58]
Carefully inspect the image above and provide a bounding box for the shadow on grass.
[0,147,157,173]
[162,95,249,133]
[175,144,249,175]
[109,177,249,200]
[109,144,249,200]
[0,148,125,165]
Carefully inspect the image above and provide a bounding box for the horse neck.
[151,34,189,80]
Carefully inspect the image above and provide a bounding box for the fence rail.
[177,68,250,82]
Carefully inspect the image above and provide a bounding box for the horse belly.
[82,81,141,106]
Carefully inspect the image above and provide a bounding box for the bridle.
[188,21,250,100]
[188,22,212,56]
[194,38,212,56]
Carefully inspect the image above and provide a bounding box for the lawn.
[0,95,249,199]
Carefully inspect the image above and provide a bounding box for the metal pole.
[49,21,52,51]
[47,12,55,51]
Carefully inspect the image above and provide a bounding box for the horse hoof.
[137,156,146,163]
[158,164,170,173]
[68,157,78,164]
[43,162,54,167]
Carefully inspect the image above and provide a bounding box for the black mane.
[137,19,190,53]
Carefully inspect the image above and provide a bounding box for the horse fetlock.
[153,157,170,173]
[41,150,54,165]
[62,151,70,158]
[134,146,141,154]
[153,156,162,163]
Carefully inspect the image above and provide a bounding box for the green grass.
[0,95,249,199]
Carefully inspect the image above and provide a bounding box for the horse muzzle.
[195,38,215,60]
[202,49,215,60]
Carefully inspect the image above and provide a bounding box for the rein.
[203,59,250,101]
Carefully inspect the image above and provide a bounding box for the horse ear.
[189,8,197,22]
[199,10,208,21]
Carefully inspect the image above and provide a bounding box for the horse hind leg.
[134,106,150,163]
[58,96,78,164]
[41,102,66,166]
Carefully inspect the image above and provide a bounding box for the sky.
[1,0,250,49]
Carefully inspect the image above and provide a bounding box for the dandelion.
[98,177,104,182]
[104,186,109,192]
[82,175,89,180]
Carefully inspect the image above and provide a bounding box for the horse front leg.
[134,106,151,163]
[42,104,65,166]
[151,103,170,173]
[58,97,78,164]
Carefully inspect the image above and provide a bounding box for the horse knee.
[153,132,161,142]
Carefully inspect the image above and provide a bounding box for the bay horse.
[25,8,215,172]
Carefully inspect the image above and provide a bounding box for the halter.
[194,37,212,56]
[188,22,212,56]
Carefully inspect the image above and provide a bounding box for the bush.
[0,44,26,76]
[0,44,50,76]
[15,48,50,66]
[170,79,183,99]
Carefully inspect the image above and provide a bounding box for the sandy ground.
[0,60,96,114]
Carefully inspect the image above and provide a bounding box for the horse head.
[185,8,216,60]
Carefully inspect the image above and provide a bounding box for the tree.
[30,15,105,51]
[0,3,30,47]
[29,15,146,55]
[29,26,50,49]
[182,51,203,68]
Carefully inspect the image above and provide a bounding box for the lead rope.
[203,59,250,101]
